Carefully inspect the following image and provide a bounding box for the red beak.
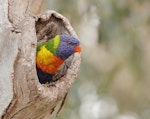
[74,45,81,52]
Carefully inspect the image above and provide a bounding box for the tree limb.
[0,0,81,119]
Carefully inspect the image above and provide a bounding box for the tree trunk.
[0,0,81,119]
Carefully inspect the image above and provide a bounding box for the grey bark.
[0,0,81,119]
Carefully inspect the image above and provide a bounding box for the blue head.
[57,34,81,59]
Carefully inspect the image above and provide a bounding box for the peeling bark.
[0,0,81,119]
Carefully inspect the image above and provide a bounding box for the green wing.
[37,35,60,55]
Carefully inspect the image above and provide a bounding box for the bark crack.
[10,105,30,119]
[8,0,13,24]
[25,0,30,15]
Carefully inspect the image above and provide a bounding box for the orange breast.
[37,56,64,74]
[36,46,64,74]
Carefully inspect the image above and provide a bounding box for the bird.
[36,34,81,84]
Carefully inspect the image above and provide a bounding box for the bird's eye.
[67,41,73,45]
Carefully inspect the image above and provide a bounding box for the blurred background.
[44,0,150,119]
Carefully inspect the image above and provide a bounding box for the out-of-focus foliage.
[44,0,150,119]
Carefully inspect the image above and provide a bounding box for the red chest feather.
[36,46,64,74]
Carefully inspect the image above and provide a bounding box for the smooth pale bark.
[0,0,17,116]
[0,0,81,119]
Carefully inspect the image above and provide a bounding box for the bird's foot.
[42,81,56,87]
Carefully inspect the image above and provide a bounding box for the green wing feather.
[37,35,60,56]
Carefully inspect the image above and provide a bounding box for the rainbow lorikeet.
[36,34,81,84]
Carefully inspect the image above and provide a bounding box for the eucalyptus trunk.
[0,0,81,119]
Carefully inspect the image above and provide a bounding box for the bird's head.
[57,35,81,59]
